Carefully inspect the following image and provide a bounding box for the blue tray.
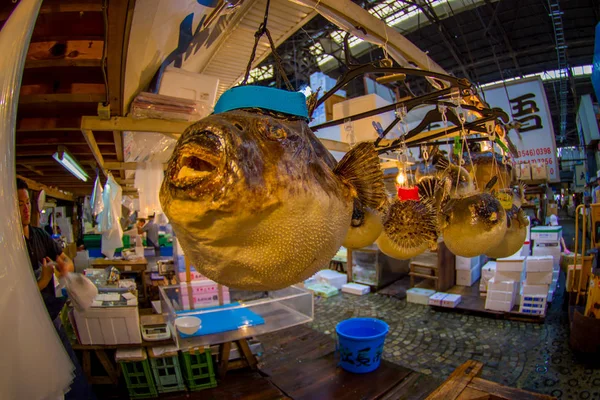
[175,303,265,337]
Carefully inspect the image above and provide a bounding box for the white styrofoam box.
[520,242,531,257]
[522,284,550,296]
[455,256,480,270]
[74,306,141,345]
[488,277,518,293]
[532,243,561,269]
[456,265,481,286]
[520,294,547,316]
[531,226,562,243]
[342,283,370,295]
[480,261,497,292]
[428,292,447,306]
[525,271,553,285]
[158,67,219,106]
[526,256,554,272]
[495,270,523,283]
[485,298,514,312]
[332,94,400,143]
[407,288,436,305]
[316,270,348,289]
[442,294,462,308]
[496,255,526,272]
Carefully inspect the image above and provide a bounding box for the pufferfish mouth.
[168,134,222,188]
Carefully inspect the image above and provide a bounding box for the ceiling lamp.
[52,146,89,182]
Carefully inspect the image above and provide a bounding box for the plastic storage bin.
[160,285,313,349]
[148,347,185,394]
[116,349,157,399]
[180,348,217,391]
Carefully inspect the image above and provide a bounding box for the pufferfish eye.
[267,125,287,140]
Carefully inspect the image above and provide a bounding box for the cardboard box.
[428,292,447,306]
[546,203,558,217]
[526,256,554,272]
[407,288,435,305]
[455,256,480,270]
[519,164,532,181]
[487,290,515,302]
[442,294,462,308]
[532,243,561,269]
[496,255,526,272]
[457,265,481,286]
[531,163,548,180]
[525,271,553,285]
[522,283,550,295]
[488,277,518,293]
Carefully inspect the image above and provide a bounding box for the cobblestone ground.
[309,285,599,399]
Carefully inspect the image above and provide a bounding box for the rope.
[241,0,293,91]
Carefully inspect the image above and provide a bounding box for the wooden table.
[90,258,149,302]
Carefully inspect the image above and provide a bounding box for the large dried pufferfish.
[160,107,387,291]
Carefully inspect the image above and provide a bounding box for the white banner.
[481,77,559,182]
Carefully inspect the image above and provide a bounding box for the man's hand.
[55,253,74,277]
[38,257,54,291]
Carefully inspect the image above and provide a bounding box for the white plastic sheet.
[98,175,124,258]
[91,174,104,217]
[0,0,74,398]
[135,161,165,220]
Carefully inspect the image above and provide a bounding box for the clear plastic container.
[159,285,313,349]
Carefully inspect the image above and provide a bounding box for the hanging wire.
[241,0,293,91]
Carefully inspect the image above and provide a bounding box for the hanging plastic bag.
[98,175,124,258]
[91,174,104,217]
[61,273,98,311]
[0,0,74,398]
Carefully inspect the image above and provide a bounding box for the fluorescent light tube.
[52,147,90,182]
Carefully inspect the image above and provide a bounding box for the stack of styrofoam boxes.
[407,288,435,305]
[485,256,525,312]
[532,225,562,301]
[485,278,518,312]
[479,261,497,295]
[520,256,553,316]
[314,270,348,289]
[455,256,482,286]
[427,292,462,308]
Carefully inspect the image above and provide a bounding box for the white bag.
[63,273,98,311]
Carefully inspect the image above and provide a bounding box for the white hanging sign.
[481,77,559,182]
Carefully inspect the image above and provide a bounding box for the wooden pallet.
[426,360,556,400]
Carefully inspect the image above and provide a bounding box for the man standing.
[138,214,160,256]
[17,178,94,399]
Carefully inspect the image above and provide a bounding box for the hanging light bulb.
[396,170,407,186]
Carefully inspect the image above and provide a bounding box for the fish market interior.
[3,0,600,399]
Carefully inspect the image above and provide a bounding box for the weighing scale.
[140,314,171,341]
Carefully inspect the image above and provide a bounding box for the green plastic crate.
[118,354,158,399]
[149,352,185,394]
[179,348,217,391]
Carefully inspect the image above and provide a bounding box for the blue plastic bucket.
[335,318,389,373]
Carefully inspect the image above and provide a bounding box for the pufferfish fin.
[484,176,498,192]
[416,177,437,203]
[334,141,387,212]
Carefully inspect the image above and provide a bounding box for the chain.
[241,0,293,91]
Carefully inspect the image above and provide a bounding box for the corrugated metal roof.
[202,0,315,99]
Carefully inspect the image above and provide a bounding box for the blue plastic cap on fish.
[214,85,309,119]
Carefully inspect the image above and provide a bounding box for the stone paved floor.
[309,282,600,400]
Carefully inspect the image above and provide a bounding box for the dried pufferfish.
[342,199,384,249]
[435,155,507,258]
[376,196,439,259]
[485,183,529,258]
[160,107,387,291]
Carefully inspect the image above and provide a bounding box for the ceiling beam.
[81,129,107,176]
[81,116,189,136]
[483,0,521,75]
[16,175,75,202]
[17,117,82,132]
[25,59,102,69]
[19,93,105,104]
[19,164,45,176]
[113,130,125,179]
[0,1,103,21]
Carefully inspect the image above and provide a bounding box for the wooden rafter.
[0,1,103,22]
[19,164,45,176]
[81,116,189,135]
[81,129,107,176]
[16,175,75,202]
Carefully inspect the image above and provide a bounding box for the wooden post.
[346,249,353,283]
[184,256,194,310]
